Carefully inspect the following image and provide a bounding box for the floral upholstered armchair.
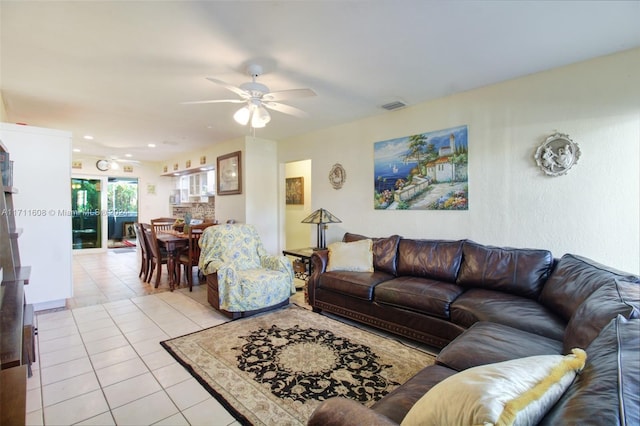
[199,224,295,318]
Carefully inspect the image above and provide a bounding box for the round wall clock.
[534,132,581,177]
[96,159,110,171]
[329,163,346,189]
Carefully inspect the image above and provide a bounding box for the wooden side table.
[282,248,315,300]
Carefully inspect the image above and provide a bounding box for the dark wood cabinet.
[0,141,33,426]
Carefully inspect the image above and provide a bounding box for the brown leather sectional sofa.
[307,233,640,425]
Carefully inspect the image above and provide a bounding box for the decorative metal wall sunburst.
[534,132,581,177]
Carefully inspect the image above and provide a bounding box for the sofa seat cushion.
[436,321,563,371]
[317,270,394,301]
[374,277,465,319]
[563,278,639,354]
[450,288,566,340]
[371,365,458,425]
[456,241,553,299]
[540,316,640,426]
[396,239,464,282]
[539,253,640,321]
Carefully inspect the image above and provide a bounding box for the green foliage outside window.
[108,182,137,213]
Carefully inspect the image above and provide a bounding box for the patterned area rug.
[161,304,435,425]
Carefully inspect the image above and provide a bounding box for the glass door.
[71,178,102,249]
[107,177,138,248]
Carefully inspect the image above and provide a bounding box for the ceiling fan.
[182,64,316,128]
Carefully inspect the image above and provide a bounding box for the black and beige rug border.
[161,304,434,425]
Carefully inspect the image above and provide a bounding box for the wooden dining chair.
[133,223,150,281]
[143,223,175,288]
[151,217,175,233]
[177,222,216,291]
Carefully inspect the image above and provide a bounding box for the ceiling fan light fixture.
[251,105,271,128]
[233,105,251,126]
[189,64,316,129]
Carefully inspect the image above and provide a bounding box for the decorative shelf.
[2,266,31,285]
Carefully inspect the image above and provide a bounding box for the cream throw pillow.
[326,239,374,272]
[401,348,587,426]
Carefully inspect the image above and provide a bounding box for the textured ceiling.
[1,1,638,162]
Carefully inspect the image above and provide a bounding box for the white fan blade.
[262,88,316,102]
[263,101,308,118]
[205,77,250,99]
[181,99,246,105]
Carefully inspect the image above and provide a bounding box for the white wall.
[150,135,281,254]
[245,136,279,253]
[1,123,73,310]
[279,48,640,274]
[157,137,247,225]
[0,92,7,122]
[73,137,249,227]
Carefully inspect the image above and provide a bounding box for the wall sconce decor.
[534,132,581,176]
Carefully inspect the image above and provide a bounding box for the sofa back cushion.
[562,278,639,354]
[540,315,640,426]
[539,253,640,321]
[343,233,401,276]
[456,241,553,299]
[396,239,464,282]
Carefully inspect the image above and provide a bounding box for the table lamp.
[301,208,341,249]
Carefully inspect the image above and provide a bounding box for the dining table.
[156,229,202,291]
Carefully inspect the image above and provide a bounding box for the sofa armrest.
[310,249,328,273]
[308,397,398,426]
[308,250,328,306]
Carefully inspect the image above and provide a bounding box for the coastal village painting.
[374,125,469,210]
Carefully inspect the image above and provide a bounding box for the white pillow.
[326,239,374,272]
[401,348,587,426]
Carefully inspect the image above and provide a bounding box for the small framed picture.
[286,177,304,204]
[123,222,136,238]
[217,151,242,195]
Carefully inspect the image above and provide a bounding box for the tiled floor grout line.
[89,298,184,425]
[70,306,116,425]
[33,291,211,425]
[27,251,211,425]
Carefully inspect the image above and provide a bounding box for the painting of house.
[374,125,468,210]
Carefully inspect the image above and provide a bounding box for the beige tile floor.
[27,249,312,426]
